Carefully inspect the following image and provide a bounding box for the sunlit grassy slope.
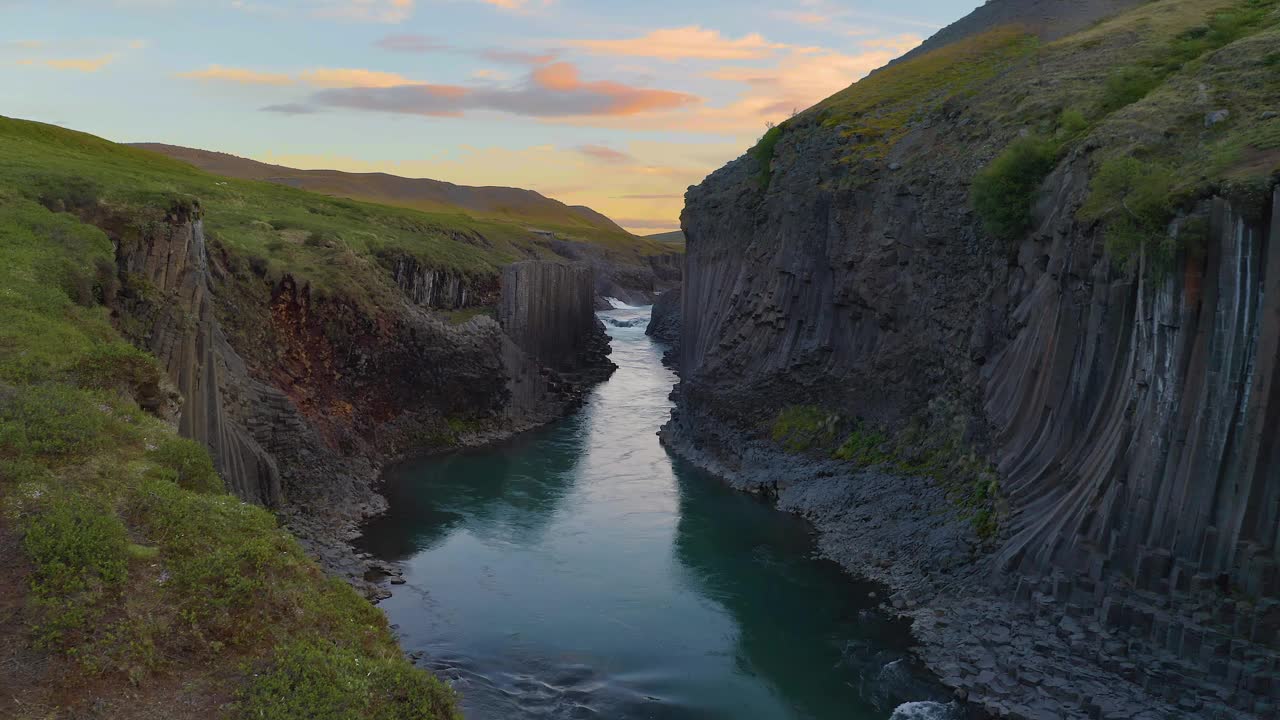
[0,117,673,309]
[0,190,458,718]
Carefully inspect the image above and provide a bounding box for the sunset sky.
[2,0,979,234]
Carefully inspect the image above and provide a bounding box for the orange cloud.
[179,65,294,85]
[569,26,789,60]
[298,61,698,118]
[551,38,922,135]
[298,68,415,88]
[43,54,117,72]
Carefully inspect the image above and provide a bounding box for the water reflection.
[356,307,947,719]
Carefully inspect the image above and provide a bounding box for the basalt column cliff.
[103,202,618,588]
[665,0,1280,717]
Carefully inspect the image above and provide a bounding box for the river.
[356,304,955,720]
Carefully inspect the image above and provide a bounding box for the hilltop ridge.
[131,142,632,237]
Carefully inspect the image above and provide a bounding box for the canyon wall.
[114,204,283,506]
[105,203,617,591]
[669,66,1279,720]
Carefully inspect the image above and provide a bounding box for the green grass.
[0,116,673,314]
[240,639,460,720]
[813,26,1040,161]
[0,195,457,716]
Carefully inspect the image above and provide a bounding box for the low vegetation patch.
[1080,157,1179,268]
[813,26,1040,161]
[770,405,839,453]
[0,197,458,717]
[769,403,1002,540]
[751,123,787,188]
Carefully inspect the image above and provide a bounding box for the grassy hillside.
[132,142,632,237]
[0,190,457,718]
[0,118,672,311]
[646,230,686,245]
[759,0,1279,197]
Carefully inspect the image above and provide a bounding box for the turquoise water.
[357,306,950,719]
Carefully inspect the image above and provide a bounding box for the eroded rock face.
[646,287,682,346]
[114,204,282,506]
[105,204,617,597]
[388,253,499,310]
[670,110,1279,718]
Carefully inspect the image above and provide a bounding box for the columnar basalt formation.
[500,261,612,374]
[102,204,619,595]
[389,253,499,310]
[114,204,283,506]
[665,0,1280,712]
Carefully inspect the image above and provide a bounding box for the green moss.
[751,123,787,188]
[972,135,1061,243]
[770,405,839,453]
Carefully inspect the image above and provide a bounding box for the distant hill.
[646,230,685,244]
[131,143,631,237]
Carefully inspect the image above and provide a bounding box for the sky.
[1,0,980,234]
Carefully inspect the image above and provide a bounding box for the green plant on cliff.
[752,123,787,188]
[0,196,457,717]
[770,405,839,453]
[971,134,1061,243]
[1080,157,1178,268]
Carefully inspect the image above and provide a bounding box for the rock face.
[668,26,1280,720]
[102,203,616,596]
[645,287,682,346]
[389,254,499,310]
[500,261,601,371]
[114,203,282,506]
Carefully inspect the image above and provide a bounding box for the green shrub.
[972,135,1060,243]
[22,493,130,648]
[238,639,459,720]
[1057,108,1090,139]
[146,437,223,494]
[0,384,110,460]
[1081,157,1176,268]
[833,424,892,466]
[752,123,786,188]
[1099,67,1163,113]
[23,493,129,598]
